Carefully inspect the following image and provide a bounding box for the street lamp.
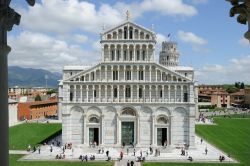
[226,0,250,41]
[0,1,35,165]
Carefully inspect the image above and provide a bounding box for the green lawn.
[9,123,62,150]
[196,118,250,165]
[10,155,113,166]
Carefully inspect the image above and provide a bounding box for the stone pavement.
[115,160,141,166]
[20,135,237,164]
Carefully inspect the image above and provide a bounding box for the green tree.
[240,82,245,89]
[34,94,42,101]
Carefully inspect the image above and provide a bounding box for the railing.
[69,98,190,103]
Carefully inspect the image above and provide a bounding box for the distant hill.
[8,66,62,88]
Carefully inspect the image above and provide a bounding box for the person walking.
[131,160,134,166]
[205,147,208,155]
[127,147,129,155]
[201,138,203,144]
[133,148,136,156]
[120,151,124,160]
[127,160,130,166]
[38,146,41,154]
[106,150,109,157]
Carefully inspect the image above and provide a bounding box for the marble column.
[86,85,89,102]
[151,115,155,145]
[101,114,105,145]
[80,86,83,102]
[116,114,120,145]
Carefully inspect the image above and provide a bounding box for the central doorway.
[89,128,99,145]
[121,122,134,145]
[157,128,167,146]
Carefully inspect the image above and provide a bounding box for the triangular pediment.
[102,20,155,39]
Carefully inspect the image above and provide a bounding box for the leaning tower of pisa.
[159,41,180,67]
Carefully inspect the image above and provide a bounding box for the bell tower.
[159,41,179,67]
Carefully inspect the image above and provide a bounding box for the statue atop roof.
[126,10,131,20]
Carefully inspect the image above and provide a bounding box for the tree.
[35,94,42,101]
[240,82,245,89]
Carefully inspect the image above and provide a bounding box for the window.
[114,88,117,98]
[139,70,144,80]
[142,50,145,60]
[70,72,72,76]
[137,50,140,60]
[111,50,115,61]
[124,50,127,60]
[129,28,133,39]
[70,92,73,101]
[124,27,127,39]
[160,90,163,98]
[139,88,142,98]
[126,70,131,80]
[117,50,120,61]
[184,73,187,77]
[94,90,96,97]
[130,51,133,61]
[113,71,118,80]
[125,86,131,98]
[80,76,84,81]
[184,93,188,102]
[92,73,95,80]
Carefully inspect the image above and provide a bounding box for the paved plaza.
[18,135,236,165]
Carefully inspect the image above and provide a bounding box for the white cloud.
[178,30,209,52]
[8,31,99,71]
[239,38,250,47]
[139,0,197,17]
[18,0,198,34]
[196,55,250,84]
[178,30,207,45]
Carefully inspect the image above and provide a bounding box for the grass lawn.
[143,117,250,166]
[10,123,62,150]
[10,155,113,166]
[196,118,250,165]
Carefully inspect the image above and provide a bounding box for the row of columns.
[70,84,188,103]
[102,44,155,62]
[105,27,152,40]
[77,66,184,83]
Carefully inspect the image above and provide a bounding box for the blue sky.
[8,0,250,84]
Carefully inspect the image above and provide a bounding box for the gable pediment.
[102,21,156,40]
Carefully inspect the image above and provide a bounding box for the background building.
[9,99,18,126]
[18,98,58,120]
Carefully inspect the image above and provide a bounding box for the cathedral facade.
[59,18,197,148]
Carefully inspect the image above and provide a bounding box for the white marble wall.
[62,104,196,147]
